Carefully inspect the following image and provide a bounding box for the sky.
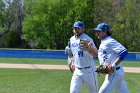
[2,0,24,10]
[2,0,13,9]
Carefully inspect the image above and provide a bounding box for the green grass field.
[0,58,140,67]
[0,58,139,93]
[0,69,139,93]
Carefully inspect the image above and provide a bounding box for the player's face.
[96,31,107,39]
[73,28,84,37]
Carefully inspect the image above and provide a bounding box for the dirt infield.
[0,63,140,73]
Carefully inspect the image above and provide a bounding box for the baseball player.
[93,23,130,93]
[67,21,98,93]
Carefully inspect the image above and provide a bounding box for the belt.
[116,67,120,70]
[77,66,90,69]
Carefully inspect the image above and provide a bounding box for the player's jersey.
[70,33,97,68]
[98,36,126,67]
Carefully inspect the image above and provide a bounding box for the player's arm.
[112,49,128,67]
[79,38,98,57]
[88,42,98,57]
[70,59,75,72]
[109,40,128,67]
[65,41,75,72]
[68,57,75,72]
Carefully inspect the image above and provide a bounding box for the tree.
[23,0,97,49]
[108,0,140,52]
[0,0,24,48]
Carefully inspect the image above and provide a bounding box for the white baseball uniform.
[69,33,98,93]
[98,36,130,93]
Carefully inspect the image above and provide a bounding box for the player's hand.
[79,38,91,51]
[107,64,114,71]
[71,63,75,72]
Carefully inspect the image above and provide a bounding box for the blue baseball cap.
[73,21,84,29]
[94,23,110,31]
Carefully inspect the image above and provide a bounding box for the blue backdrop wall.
[0,49,140,61]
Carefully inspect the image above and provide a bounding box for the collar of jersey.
[75,33,84,39]
[101,36,111,41]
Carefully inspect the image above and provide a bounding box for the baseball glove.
[95,65,114,74]
[79,38,90,51]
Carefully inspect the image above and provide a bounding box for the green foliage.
[0,0,24,48]
[2,30,22,48]
[109,0,140,52]
[0,1,5,34]
[0,0,140,51]
[23,0,97,49]
[94,0,112,23]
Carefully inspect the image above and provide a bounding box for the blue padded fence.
[0,49,67,59]
[0,49,140,61]
[125,53,140,61]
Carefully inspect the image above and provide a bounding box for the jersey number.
[78,51,83,57]
[103,55,108,62]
